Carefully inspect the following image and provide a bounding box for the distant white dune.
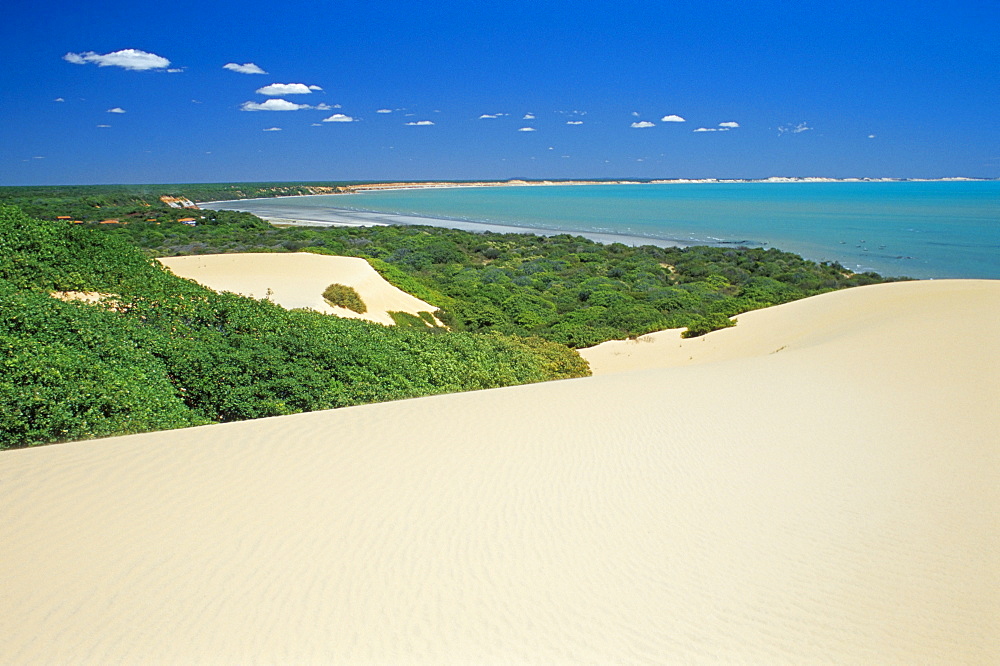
[159,252,438,326]
[1,279,998,663]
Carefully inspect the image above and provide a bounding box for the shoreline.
[198,198,705,249]
[197,179,998,278]
[196,175,995,207]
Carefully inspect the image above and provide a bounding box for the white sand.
[582,278,1000,375]
[158,252,439,326]
[2,280,998,664]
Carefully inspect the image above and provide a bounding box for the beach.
[199,196,696,249]
[2,278,998,663]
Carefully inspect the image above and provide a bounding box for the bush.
[681,313,737,338]
[322,283,367,313]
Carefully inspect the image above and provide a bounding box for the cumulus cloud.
[96,124,111,128]
[518,127,536,132]
[631,111,640,117]
[661,114,685,122]
[107,107,126,113]
[323,113,355,122]
[778,122,812,135]
[631,121,655,128]
[566,120,584,125]
[166,68,183,73]
[523,113,535,120]
[479,113,501,119]
[256,83,319,96]
[63,49,170,71]
[376,108,393,113]
[240,98,313,111]
[406,120,434,126]
[54,97,64,102]
[314,103,333,110]
[693,127,719,132]
[719,121,740,128]
[868,134,876,139]
[262,127,282,131]
[224,62,266,74]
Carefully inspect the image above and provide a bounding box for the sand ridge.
[158,252,439,326]
[2,280,998,663]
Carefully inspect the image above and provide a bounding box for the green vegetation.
[91,214,900,345]
[0,205,587,449]
[322,283,367,313]
[0,183,906,449]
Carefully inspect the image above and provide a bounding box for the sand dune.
[2,280,998,663]
[159,252,439,326]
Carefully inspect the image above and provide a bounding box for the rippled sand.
[2,280,998,663]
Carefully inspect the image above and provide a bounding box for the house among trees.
[178,217,197,226]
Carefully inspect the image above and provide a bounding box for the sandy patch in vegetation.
[2,280,997,663]
[158,252,438,326]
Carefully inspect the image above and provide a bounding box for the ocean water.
[206,181,1000,279]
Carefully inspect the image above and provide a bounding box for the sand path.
[2,280,998,663]
[158,252,438,326]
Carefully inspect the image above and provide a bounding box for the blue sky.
[2,0,998,184]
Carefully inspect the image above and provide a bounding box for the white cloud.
[518,127,536,132]
[63,49,171,71]
[631,111,640,117]
[661,114,685,122]
[631,121,655,128]
[523,113,535,120]
[479,113,500,119]
[54,97,64,102]
[566,120,584,125]
[166,68,183,73]
[256,83,318,96]
[719,121,740,128]
[240,98,311,111]
[778,122,812,135]
[308,85,322,91]
[262,127,282,131]
[406,120,435,126]
[693,127,718,132]
[224,62,266,74]
[96,124,111,128]
[323,113,355,122]
[868,134,876,139]
[314,103,333,111]
[376,108,393,113]
[107,107,126,113]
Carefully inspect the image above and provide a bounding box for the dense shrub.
[0,205,588,448]
[322,283,367,313]
[97,216,903,346]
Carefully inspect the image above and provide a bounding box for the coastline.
[196,175,996,207]
[199,197,700,249]
[196,179,999,279]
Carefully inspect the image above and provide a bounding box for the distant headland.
[197,176,995,203]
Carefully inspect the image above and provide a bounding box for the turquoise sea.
[206,181,1000,279]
